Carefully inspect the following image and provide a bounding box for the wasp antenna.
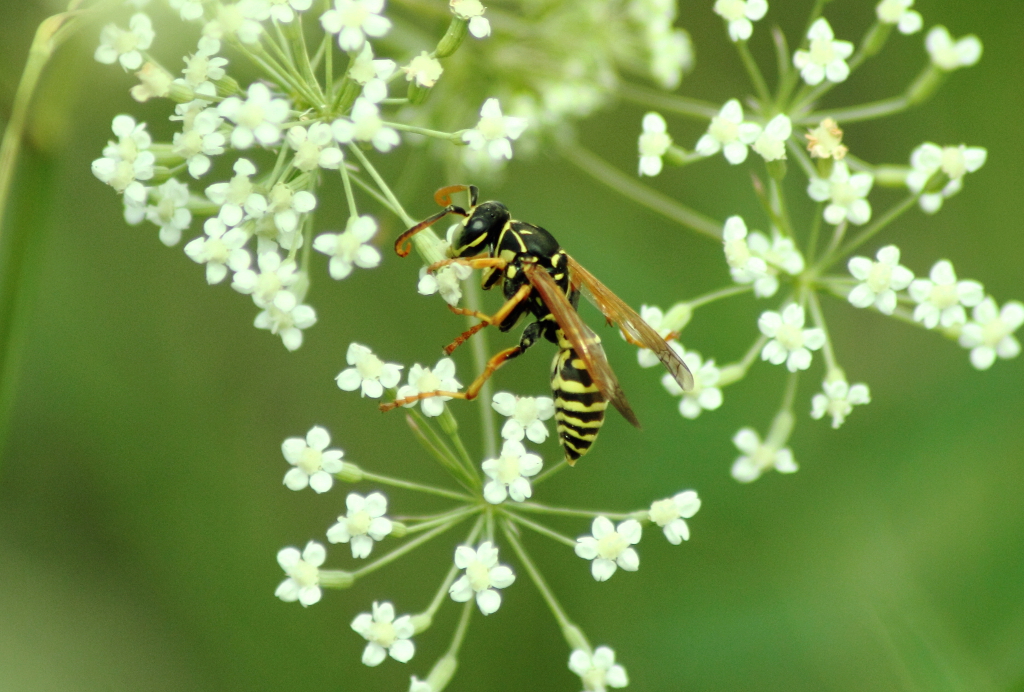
[434,184,473,208]
[469,185,479,207]
[394,207,465,257]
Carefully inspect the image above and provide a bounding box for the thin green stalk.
[504,511,577,548]
[437,407,482,487]
[384,122,464,141]
[736,40,772,106]
[422,516,483,618]
[559,145,722,241]
[806,289,838,372]
[359,469,474,501]
[461,278,497,460]
[688,284,754,309]
[805,203,824,264]
[802,95,909,125]
[511,501,632,521]
[615,82,720,119]
[348,145,415,225]
[531,459,567,485]
[398,504,481,526]
[821,193,918,270]
[404,411,477,492]
[338,163,358,217]
[352,517,467,579]
[347,170,394,212]
[445,599,475,657]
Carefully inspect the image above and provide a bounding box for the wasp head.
[450,201,510,257]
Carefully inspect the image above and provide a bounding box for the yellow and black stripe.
[551,345,608,465]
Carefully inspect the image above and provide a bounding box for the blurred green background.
[2,1,1022,690]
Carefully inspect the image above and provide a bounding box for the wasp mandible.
[381,185,694,465]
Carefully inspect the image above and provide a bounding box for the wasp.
[380,185,694,465]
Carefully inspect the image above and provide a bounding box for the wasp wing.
[522,263,641,429]
[566,255,695,391]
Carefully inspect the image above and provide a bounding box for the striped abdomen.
[551,346,608,465]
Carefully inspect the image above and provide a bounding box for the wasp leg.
[379,344,524,412]
[443,283,532,355]
[427,256,508,274]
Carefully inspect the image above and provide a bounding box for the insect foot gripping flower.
[958,298,1024,371]
[94,13,155,71]
[649,491,701,544]
[575,517,642,582]
[793,18,854,85]
[481,439,543,504]
[351,601,415,666]
[695,99,762,165]
[806,161,874,225]
[313,215,382,280]
[275,541,326,606]
[397,358,461,417]
[908,260,984,329]
[491,392,555,443]
[449,542,515,615]
[336,343,403,398]
[638,112,672,176]
[847,245,914,315]
[418,262,473,306]
[712,0,768,42]
[810,379,870,429]
[282,425,345,493]
[328,492,393,558]
[730,428,797,483]
[462,98,528,162]
[905,143,987,214]
[758,304,825,372]
[569,647,629,692]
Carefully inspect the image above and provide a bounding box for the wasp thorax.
[453,201,509,256]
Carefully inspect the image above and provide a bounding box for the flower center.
[776,323,804,350]
[347,509,372,536]
[368,620,396,648]
[930,283,959,309]
[809,38,837,65]
[297,446,323,474]
[495,453,522,484]
[940,147,967,179]
[289,558,319,587]
[649,498,678,526]
[639,131,670,157]
[581,667,607,691]
[467,561,491,591]
[226,174,253,205]
[339,4,370,28]
[715,0,747,21]
[981,318,1009,347]
[751,445,776,469]
[237,102,267,130]
[357,353,384,380]
[867,262,893,293]
[596,531,628,560]
[414,368,441,392]
[174,129,203,158]
[476,115,506,141]
[114,29,140,54]
[709,115,739,144]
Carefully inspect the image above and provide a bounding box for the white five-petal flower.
[403,51,444,88]
[268,0,314,23]
[491,392,555,443]
[811,379,870,428]
[638,112,672,176]
[731,427,797,482]
[847,245,914,315]
[793,18,854,85]
[713,0,768,42]
[313,215,382,279]
[337,343,403,398]
[661,351,723,419]
[327,492,394,557]
[451,0,490,38]
[462,98,528,161]
[281,425,344,493]
[287,123,344,171]
[333,98,400,153]
[905,142,987,214]
[958,298,1024,370]
[925,25,982,71]
[648,490,701,545]
[254,300,317,351]
[351,601,415,666]
[807,161,874,225]
[91,115,155,203]
[759,304,826,372]
[418,262,473,306]
[218,82,290,149]
[346,42,397,103]
[205,158,265,226]
[172,107,227,178]
[876,0,922,34]
[752,114,792,162]
[321,0,392,51]
[449,541,515,615]
[695,99,762,165]
[569,646,629,692]
[94,13,155,70]
[144,178,192,247]
[575,516,642,581]
[275,541,326,606]
[481,439,543,504]
[183,217,251,284]
[231,250,301,309]
[908,260,984,329]
[397,358,461,417]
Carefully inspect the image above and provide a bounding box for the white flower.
[287,123,343,171]
[751,114,791,162]
[268,0,313,23]
[793,18,854,85]
[171,107,226,178]
[730,428,797,482]
[336,343,403,398]
[723,216,772,296]
[462,98,528,161]
[743,228,805,298]
[328,492,393,557]
[131,62,173,102]
[169,0,205,21]
[905,143,987,214]
[254,300,317,351]
[575,516,641,582]
[926,26,982,71]
[805,118,848,160]
[408,677,432,692]
[403,51,443,88]
[648,27,693,90]
[418,262,473,306]
[449,541,515,615]
[313,215,382,279]
[758,304,826,372]
[281,425,344,493]
[347,43,396,103]
[218,82,290,149]
[637,112,671,177]
[180,50,229,91]
[713,0,768,42]
[807,161,874,225]
[876,0,922,34]
[632,305,684,367]
[648,490,701,545]
[183,217,251,284]
[569,646,629,691]
[144,178,192,247]
[94,13,154,70]
[482,439,543,504]
[958,298,1024,370]
[811,379,870,429]
[908,260,984,329]
[91,115,155,202]
[397,358,461,417]
[695,99,762,165]
[351,601,415,666]
[275,541,326,606]
[320,0,392,51]
[201,3,265,48]
[332,98,400,153]
[847,245,914,315]
[205,158,265,226]
[661,351,722,419]
[450,0,490,38]
[263,183,316,237]
[492,392,555,443]
[232,250,301,309]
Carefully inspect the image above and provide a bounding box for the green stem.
[559,145,722,241]
[384,121,464,142]
[806,289,838,372]
[351,516,468,579]
[359,469,474,501]
[403,411,477,492]
[736,40,772,107]
[348,145,415,225]
[339,162,358,216]
[531,459,567,485]
[615,83,720,119]
[461,278,498,460]
[504,511,577,548]
[422,516,483,618]
[820,193,918,271]
[501,520,581,636]
[511,501,632,521]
